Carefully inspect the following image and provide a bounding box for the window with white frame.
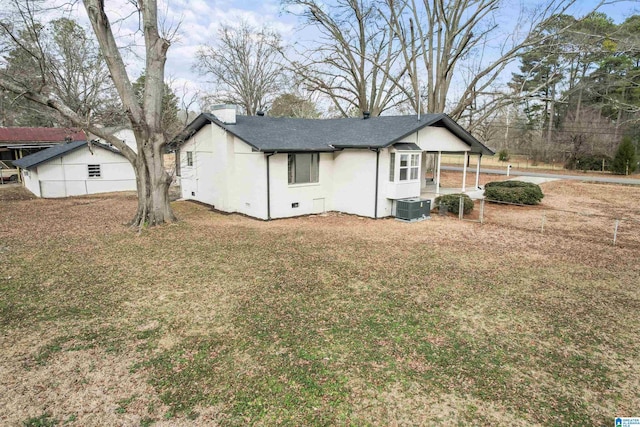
[87,164,101,178]
[410,153,419,179]
[389,152,420,182]
[389,153,395,181]
[288,153,319,184]
[186,151,193,167]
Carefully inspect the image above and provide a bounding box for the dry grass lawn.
[1,180,639,426]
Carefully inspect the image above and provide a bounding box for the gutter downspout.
[369,148,380,219]
[266,152,276,220]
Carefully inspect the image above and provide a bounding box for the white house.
[13,140,136,198]
[174,105,494,220]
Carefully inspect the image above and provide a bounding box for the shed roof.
[173,113,494,155]
[13,140,121,169]
[0,127,86,147]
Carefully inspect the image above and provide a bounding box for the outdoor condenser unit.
[396,198,431,221]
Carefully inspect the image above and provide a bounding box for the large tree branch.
[0,75,137,162]
[82,0,144,127]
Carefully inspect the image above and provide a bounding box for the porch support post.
[462,151,468,192]
[475,154,482,189]
[18,149,23,183]
[436,151,442,195]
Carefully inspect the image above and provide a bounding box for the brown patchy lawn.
[1,181,639,426]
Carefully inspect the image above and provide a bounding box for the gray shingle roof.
[13,140,122,169]
[175,113,494,155]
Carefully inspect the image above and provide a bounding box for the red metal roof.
[0,127,86,145]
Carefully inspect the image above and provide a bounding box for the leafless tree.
[269,92,320,118]
[283,0,409,117]
[561,108,619,159]
[0,0,178,227]
[195,22,284,115]
[385,0,603,122]
[0,7,118,126]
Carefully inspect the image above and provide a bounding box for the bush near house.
[434,193,474,214]
[484,180,544,205]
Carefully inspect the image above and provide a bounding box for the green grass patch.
[22,413,57,427]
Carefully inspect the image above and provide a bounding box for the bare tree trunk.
[546,83,556,149]
[83,0,176,227]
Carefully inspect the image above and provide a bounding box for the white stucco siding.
[332,150,377,218]
[179,125,215,203]
[234,137,255,153]
[179,137,196,199]
[415,126,470,152]
[179,125,263,214]
[268,152,333,219]
[215,132,235,211]
[230,152,268,219]
[377,149,392,217]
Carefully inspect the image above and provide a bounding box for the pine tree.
[611,137,637,175]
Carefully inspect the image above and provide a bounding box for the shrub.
[484,180,544,205]
[435,193,474,215]
[498,149,510,161]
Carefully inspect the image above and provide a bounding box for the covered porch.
[420,150,485,203]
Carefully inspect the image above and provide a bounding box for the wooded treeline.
[1,0,638,174]
[493,12,640,169]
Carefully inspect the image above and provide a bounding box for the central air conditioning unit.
[395,198,431,221]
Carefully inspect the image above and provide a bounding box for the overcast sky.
[46,0,640,112]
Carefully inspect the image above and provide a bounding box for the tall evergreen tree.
[611,136,637,174]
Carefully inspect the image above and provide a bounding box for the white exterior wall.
[180,125,217,205]
[332,150,377,217]
[230,138,267,219]
[269,152,333,219]
[22,168,41,197]
[25,146,135,198]
[180,125,268,218]
[415,127,470,152]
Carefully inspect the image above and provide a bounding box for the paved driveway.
[443,166,640,185]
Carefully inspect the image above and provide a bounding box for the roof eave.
[379,114,446,148]
[13,140,123,170]
[439,115,495,156]
[261,148,337,153]
[378,113,494,156]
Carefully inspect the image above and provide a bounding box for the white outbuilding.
[13,140,136,198]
